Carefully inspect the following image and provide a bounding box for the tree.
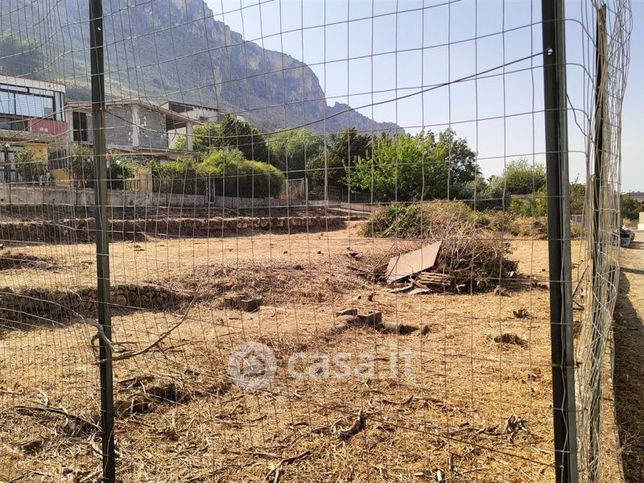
[349,132,437,201]
[0,34,43,77]
[569,182,586,215]
[328,128,372,186]
[307,128,373,195]
[175,122,221,154]
[349,130,478,202]
[434,129,479,196]
[480,175,510,210]
[219,115,269,162]
[621,195,640,221]
[176,115,270,163]
[267,129,321,177]
[503,159,546,195]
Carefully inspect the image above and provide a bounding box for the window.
[0,90,13,115]
[73,111,88,142]
[14,93,53,117]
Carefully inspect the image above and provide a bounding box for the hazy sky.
[621,1,643,192]
[208,0,642,191]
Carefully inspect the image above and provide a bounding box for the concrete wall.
[105,105,135,147]
[0,185,333,209]
[72,105,169,151]
[0,185,207,207]
[136,106,168,149]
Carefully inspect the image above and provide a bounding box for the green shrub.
[149,156,203,194]
[470,211,491,228]
[477,176,510,211]
[66,144,95,188]
[107,157,140,189]
[198,148,285,198]
[621,195,640,221]
[15,149,47,182]
[504,159,546,194]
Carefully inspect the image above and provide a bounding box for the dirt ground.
[613,236,644,482]
[0,222,586,482]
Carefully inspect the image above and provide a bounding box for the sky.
[620,1,643,192]
[207,0,642,191]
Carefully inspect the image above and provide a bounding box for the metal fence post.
[89,0,116,480]
[541,1,579,482]
[589,5,607,481]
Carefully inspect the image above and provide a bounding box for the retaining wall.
[0,215,347,243]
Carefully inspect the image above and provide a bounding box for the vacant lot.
[614,238,644,482]
[0,220,583,482]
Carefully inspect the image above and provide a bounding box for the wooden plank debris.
[384,284,414,293]
[385,241,442,283]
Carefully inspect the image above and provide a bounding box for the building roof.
[66,99,194,124]
[161,100,220,112]
[0,74,66,93]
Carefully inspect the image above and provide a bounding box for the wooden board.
[385,241,442,283]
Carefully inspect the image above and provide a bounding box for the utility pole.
[541,1,579,482]
[89,0,116,480]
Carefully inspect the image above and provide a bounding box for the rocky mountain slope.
[0,0,397,134]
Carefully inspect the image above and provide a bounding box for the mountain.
[0,0,398,134]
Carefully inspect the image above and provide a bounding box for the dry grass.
[0,223,587,482]
[613,240,644,482]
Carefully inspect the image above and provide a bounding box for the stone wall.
[0,186,336,210]
[0,215,347,243]
[0,284,187,331]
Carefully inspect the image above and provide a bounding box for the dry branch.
[102,298,196,363]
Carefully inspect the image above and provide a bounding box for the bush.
[470,210,491,228]
[149,156,203,194]
[622,195,640,221]
[508,189,547,218]
[198,148,285,198]
[107,157,140,189]
[504,159,546,195]
[360,202,517,290]
[68,144,95,188]
[477,176,510,211]
[15,149,47,183]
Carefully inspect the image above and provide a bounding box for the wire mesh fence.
[0,0,631,481]
[570,1,631,481]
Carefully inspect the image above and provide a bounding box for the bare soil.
[0,223,585,482]
[614,238,644,482]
